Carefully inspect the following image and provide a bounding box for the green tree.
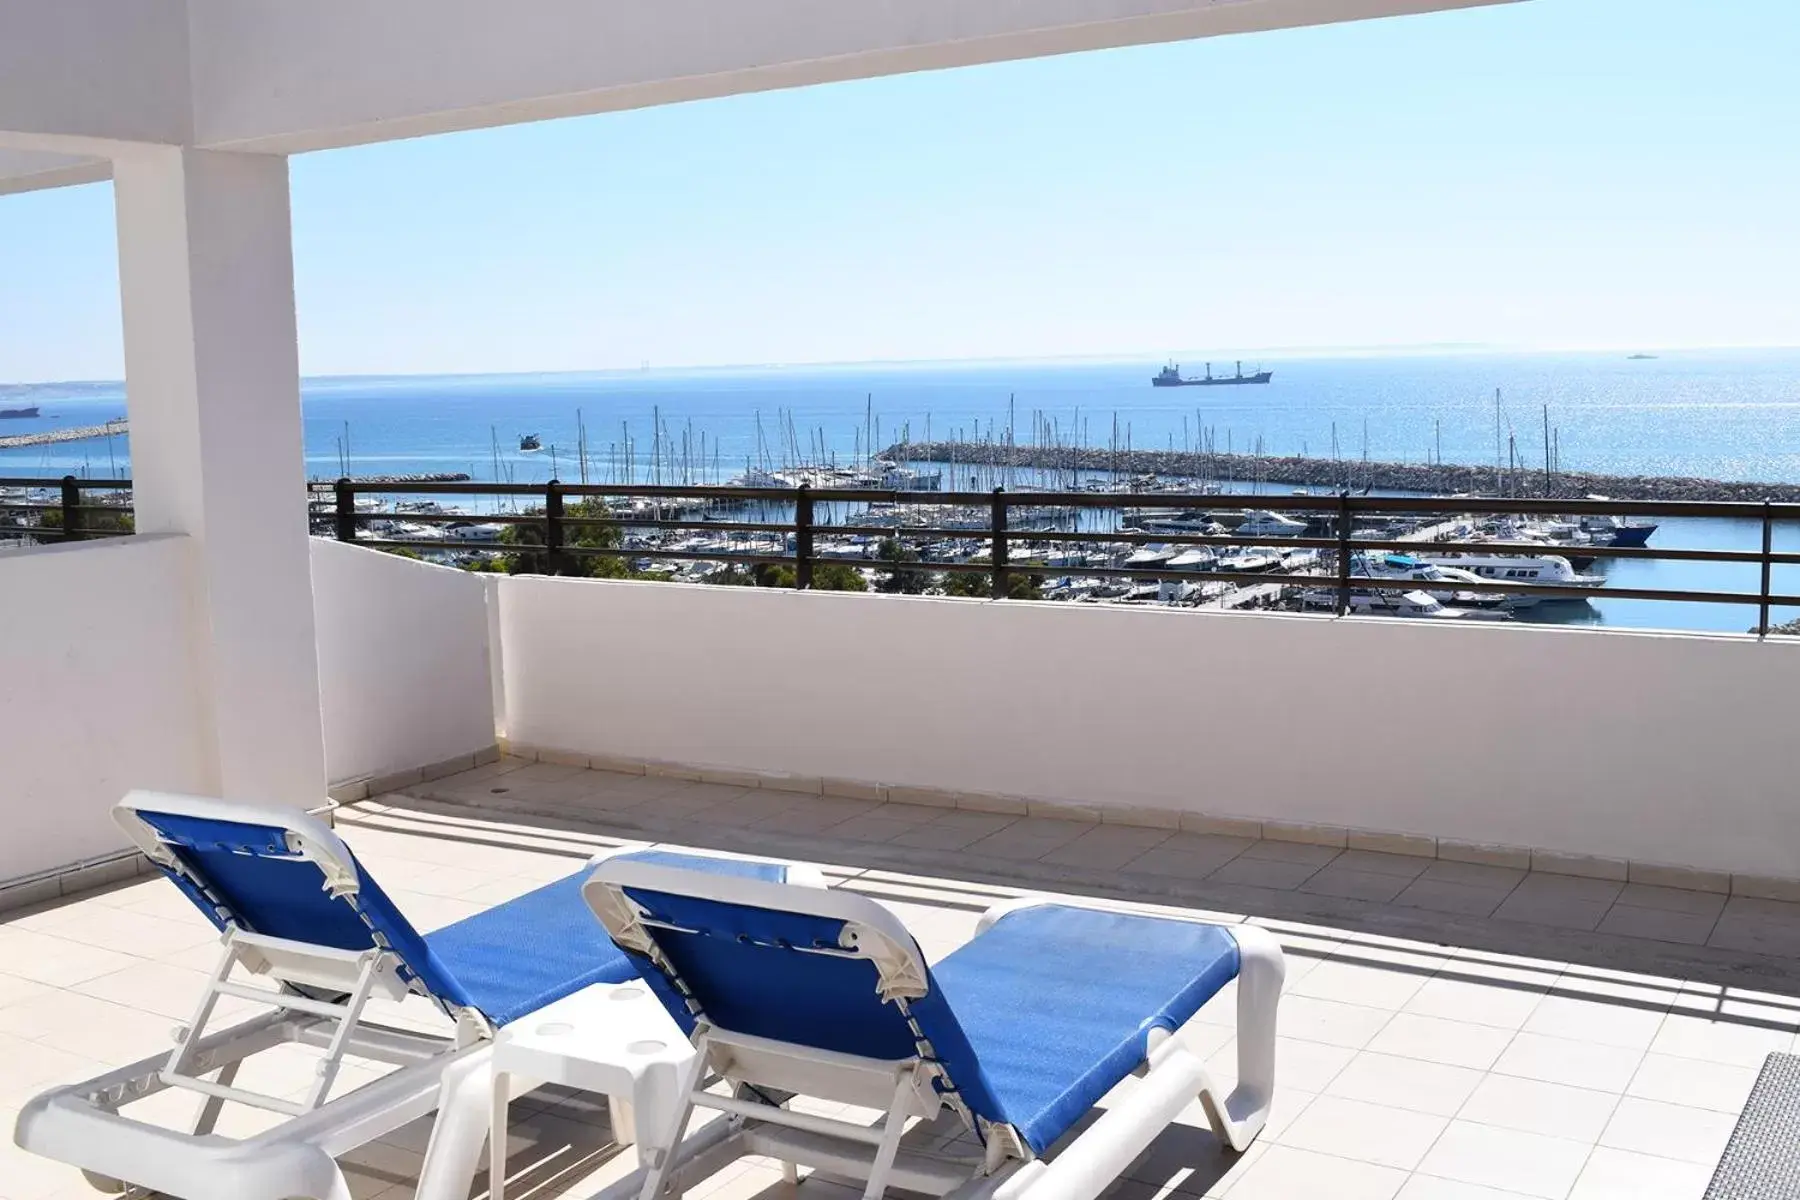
[38,506,134,536]
[499,499,625,577]
[710,561,867,591]
[873,537,929,594]
[812,563,869,592]
[940,566,1044,600]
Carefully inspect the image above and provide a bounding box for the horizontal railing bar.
[0,477,134,490]
[0,528,133,541]
[560,517,796,535]
[968,564,1317,588]
[1336,535,1800,565]
[311,511,1800,567]
[322,511,542,527]
[306,480,1800,520]
[349,539,511,554]
[821,525,1800,567]
[567,546,793,568]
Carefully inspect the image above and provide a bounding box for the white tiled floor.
[5,761,1800,1200]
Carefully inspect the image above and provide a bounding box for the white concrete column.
[111,146,327,810]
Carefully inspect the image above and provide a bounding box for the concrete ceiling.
[0,0,1522,193]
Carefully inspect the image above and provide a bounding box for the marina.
[7,353,1800,632]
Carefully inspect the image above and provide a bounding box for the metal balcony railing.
[307,479,1800,634]
[0,476,135,544]
[9,475,1800,633]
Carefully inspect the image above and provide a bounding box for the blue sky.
[2,0,1797,381]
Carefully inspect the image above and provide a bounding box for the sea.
[6,347,1800,634]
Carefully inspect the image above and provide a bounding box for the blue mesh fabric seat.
[129,805,786,1029]
[601,875,1241,1156]
[423,853,785,1026]
[928,905,1239,1153]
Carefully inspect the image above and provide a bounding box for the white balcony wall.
[310,540,496,786]
[0,536,213,881]
[498,578,1800,880]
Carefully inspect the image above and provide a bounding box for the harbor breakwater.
[888,441,1800,504]
[311,472,473,485]
[0,419,127,450]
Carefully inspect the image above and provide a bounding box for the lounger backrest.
[115,791,476,1011]
[584,860,1008,1128]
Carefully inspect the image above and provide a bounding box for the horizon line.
[6,340,1799,391]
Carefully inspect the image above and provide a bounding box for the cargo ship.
[0,405,41,419]
[1151,361,1272,387]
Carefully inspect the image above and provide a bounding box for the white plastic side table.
[489,982,695,1200]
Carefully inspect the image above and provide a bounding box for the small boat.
[1166,547,1218,571]
[1137,512,1228,535]
[518,433,542,452]
[443,522,505,542]
[1123,541,1177,568]
[1300,587,1512,621]
[1579,514,1657,548]
[1217,547,1282,574]
[1353,552,1509,610]
[1234,510,1309,538]
[1578,500,1657,549]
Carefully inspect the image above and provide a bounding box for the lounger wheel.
[79,1169,125,1193]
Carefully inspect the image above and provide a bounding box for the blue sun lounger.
[13,790,805,1200]
[581,858,1285,1200]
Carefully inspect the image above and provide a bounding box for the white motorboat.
[1122,541,1177,568]
[1166,546,1218,571]
[1300,586,1512,621]
[1353,552,1509,609]
[443,522,505,542]
[1137,513,1229,536]
[1234,509,1309,538]
[1217,547,1282,573]
[1416,551,1603,593]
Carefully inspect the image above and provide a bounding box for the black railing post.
[1760,499,1773,637]
[59,475,81,542]
[545,479,567,575]
[990,487,1009,599]
[794,484,814,589]
[334,477,357,543]
[1335,491,1352,616]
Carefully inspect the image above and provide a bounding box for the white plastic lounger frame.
[581,861,1284,1200]
[12,790,807,1200]
[15,793,482,1200]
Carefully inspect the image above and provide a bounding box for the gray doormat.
[1706,1052,1800,1199]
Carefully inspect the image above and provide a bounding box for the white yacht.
[1300,587,1511,621]
[1353,552,1510,609]
[1416,551,1603,593]
[1234,509,1309,538]
[1165,546,1218,571]
[1133,510,1227,535]
[1122,541,1177,568]
[1217,546,1283,573]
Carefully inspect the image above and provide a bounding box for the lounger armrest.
[115,789,360,895]
[975,895,1241,935]
[586,844,827,888]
